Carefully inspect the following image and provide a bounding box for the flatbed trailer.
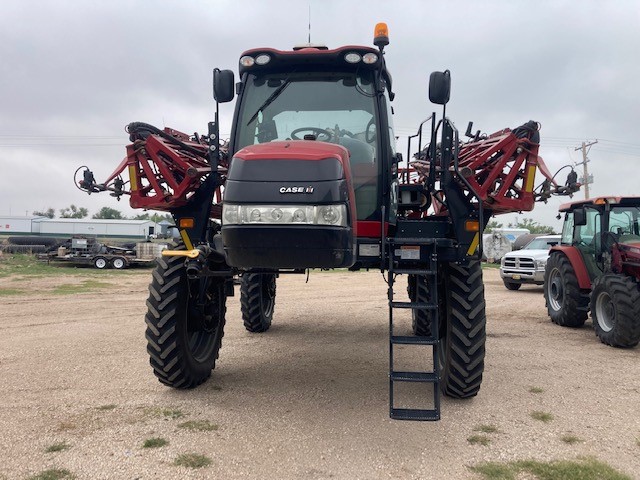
[40,252,156,269]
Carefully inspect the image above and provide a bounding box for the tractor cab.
[558,196,640,280]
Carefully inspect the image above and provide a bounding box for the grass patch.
[51,280,113,295]
[529,386,544,394]
[0,287,24,296]
[96,404,117,411]
[142,437,168,448]
[530,410,554,423]
[471,456,631,480]
[144,407,185,419]
[636,437,640,447]
[174,453,212,469]
[45,441,71,453]
[560,434,583,444]
[474,424,499,434]
[28,469,75,480]
[468,434,491,446]
[57,421,77,431]
[0,255,54,278]
[177,420,218,432]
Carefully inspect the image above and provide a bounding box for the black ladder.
[386,238,441,421]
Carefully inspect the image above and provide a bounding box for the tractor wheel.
[94,257,108,269]
[145,249,226,388]
[410,274,432,336]
[240,273,276,333]
[503,280,522,291]
[544,253,589,327]
[438,261,486,398]
[591,275,640,348]
[111,257,126,269]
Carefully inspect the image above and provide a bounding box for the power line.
[574,140,597,199]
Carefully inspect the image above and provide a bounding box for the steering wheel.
[291,127,333,141]
[365,118,377,143]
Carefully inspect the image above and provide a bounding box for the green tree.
[132,212,173,223]
[33,208,55,218]
[93,207,125,219]
[485,220,503,233]
[59,204,89,218]
[509,218,556,234]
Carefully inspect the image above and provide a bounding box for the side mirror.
[429,70,451,105]
[213,68,235,103]
[574,208,587,226]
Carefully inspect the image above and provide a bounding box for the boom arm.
[405,120,580,217]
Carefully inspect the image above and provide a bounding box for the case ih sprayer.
[78,24,578,420]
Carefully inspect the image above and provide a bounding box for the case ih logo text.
[279,186,314,194]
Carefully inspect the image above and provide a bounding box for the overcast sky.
[1,0,639,230]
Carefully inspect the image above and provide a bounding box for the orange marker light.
[374,22,389,48]
[465,220,480,232]
[179,218,195,228]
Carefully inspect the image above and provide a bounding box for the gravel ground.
[0,267,638,479]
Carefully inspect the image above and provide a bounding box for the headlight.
[222,204,348,227]
[536,259,547,269]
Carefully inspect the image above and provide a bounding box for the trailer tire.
[111,257,126,269]
[503,280,521,291]
[591,274,640,348]
[544,252,589,327]
[240,273,276,333]
[145,248,226,388]
[439,261,486,399]
[94,257,108,269]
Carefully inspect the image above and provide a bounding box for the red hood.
[234,140,349,164]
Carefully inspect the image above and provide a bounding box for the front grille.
[503,257,535,269]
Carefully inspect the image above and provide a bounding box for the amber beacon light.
[374,22,389,48]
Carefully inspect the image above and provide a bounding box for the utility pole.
[574,140,597,199]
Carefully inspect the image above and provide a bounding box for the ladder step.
[391,371,438,383]
[390,408,440,421]
[389,269,436,275]
[391,335,437,345]
[390,301,436,310]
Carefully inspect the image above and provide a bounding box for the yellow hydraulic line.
[162,249,200,258]
[467,232,480,256]
[179,228,194,250]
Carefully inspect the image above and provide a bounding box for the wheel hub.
[595,291,615,332]
[548,268,563,311]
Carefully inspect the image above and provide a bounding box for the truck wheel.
[240,273,276,333]
[503,280,521,291]
[438,261,486,398]
[145,251,226,388]
[111,257,126,269]
[544,253,588,327]
[591,275,640,348]
[410,274,432,336]
[94,257,108,269]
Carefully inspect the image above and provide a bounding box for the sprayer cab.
[217,31,399,269]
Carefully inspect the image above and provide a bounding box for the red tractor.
[544,197,640,347]
[78,24,577,420]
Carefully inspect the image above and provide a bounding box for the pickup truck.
[500,235,561,290]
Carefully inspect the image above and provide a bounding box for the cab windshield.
[234,70,380,220]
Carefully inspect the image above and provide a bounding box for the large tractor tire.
[408,274,432,336]
[145,249,226,388]
[437,261,486,398]
[591,274,640,348]
[544,252,589,327]
[240,273,276,333]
